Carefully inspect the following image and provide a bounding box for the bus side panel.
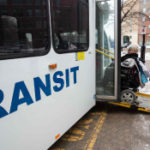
[0,1,95,150]
[0,53,95,150]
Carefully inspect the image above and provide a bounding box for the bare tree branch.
[121,0,150,27]
[121,0,138,23]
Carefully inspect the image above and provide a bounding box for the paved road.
[48,102,150,150]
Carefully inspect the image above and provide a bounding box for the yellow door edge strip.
[96,49,114,60]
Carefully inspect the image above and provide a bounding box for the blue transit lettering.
[10,81,34,113]
[0,90,4,104]
[70,66,79,84]
[53,71,64,92]
[34,74,51,101]
[0,90,8,118]
[0,66,79,119]
[65,69,70,87]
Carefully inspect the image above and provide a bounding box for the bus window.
[0,0,50,59]
[51,0,89,53]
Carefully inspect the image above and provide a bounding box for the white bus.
[0,0,120,149]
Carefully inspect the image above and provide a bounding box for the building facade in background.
[121,0,139,45]
[138,0,150,50]
[122,0,150,51]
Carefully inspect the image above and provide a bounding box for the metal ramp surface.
[108,92,150,113]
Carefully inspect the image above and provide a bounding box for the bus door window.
[51,0,89,53]
[0,0,50,59]
[96,0,116,96]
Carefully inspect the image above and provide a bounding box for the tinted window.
[51,0,89,53]
[0,0,49,59]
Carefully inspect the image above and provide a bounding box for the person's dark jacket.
[121,53,139,62]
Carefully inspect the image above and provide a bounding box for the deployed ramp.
[109,92,150,113]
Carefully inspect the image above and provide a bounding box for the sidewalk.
[140,54,150,94]
[137,54,150,107]
[139,82,150,94]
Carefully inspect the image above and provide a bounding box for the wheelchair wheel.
[121,89,136,104]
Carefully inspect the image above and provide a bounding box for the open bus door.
[96,0,121,102]
[95,0,150,113]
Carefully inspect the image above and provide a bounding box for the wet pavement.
[93,103,150,150]
[48,103,150,150]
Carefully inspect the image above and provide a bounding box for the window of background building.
[51,0,89,53]
[143,0,147,5]
[122,29,125,33]
[122,22,126,26]
[130,20,133,25]
[146,40,150,45]
[143,8,146,13]
[142,17,146,22]
[139,41,142,46]
[130,28,132,32]
[0,0,50,59]
[148,24,150,29]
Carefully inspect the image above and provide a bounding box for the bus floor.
[49,102,150,150]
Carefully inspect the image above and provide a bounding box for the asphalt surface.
[48,102,150,150]
[48,59,150,150]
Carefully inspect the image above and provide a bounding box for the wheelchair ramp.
[136,93,150,108]
[108,92,150,113]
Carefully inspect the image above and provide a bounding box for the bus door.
[96,0,120,101]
